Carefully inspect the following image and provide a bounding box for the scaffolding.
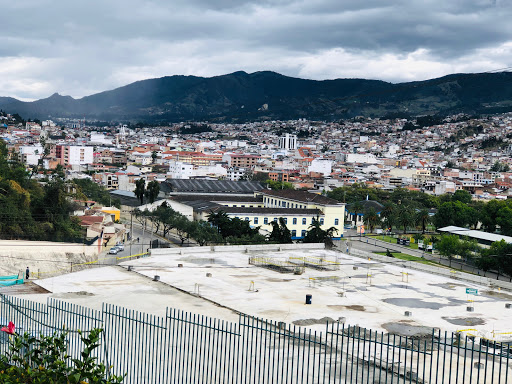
[248,256,297,273]
[288,256,341,271]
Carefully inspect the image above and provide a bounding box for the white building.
[67,146,93,165]
[227,167,248,181]
[169,161,194,179]
[19,145,44,165]
[278,134,297,151]
[89,133,113,146]
[345,153,379,164]
[307,158,332,175]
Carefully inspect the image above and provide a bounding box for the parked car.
[109,247,120,255]
[116,243,124,251]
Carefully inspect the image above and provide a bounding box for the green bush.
[0,322,124,383]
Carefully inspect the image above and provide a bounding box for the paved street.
[345,234,511,282]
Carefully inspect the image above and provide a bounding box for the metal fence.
[0,294,510,383]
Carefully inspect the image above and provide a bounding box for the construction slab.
[19,247,512,340]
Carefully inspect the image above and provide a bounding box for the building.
[56,145,93,166]
[223,153,261,168]
[278,133,297,150]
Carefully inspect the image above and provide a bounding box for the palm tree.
[416,209,431,233]
[396,204,415,234]
[364,208,380,234]
[351,201,364,227]
[380,202,396,232]
[303,217,338,248]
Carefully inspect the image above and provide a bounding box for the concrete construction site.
[3,242,512,382]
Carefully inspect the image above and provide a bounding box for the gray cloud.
[0,0,511,100]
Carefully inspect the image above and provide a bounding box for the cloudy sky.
[2,0,511,100]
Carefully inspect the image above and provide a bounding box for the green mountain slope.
[1,71,512,122]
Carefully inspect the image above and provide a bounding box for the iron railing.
[0,294,510,383]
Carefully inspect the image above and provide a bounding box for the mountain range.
[2,71,512,122]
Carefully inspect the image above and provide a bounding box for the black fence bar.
[0,294,511,383]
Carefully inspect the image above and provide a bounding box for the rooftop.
[165,179,264,194]
[259,189,342,206]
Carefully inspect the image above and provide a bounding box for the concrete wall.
[149,243,325,256]
[0,240,99,278]
[349,248,512,292]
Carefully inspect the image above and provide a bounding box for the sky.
[2,0,511,101]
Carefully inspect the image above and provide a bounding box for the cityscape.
[1,0,512,382]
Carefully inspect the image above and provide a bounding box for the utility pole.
[130,210,133,256]
[141,217,146,254]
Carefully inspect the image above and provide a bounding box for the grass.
[374,252,442,266]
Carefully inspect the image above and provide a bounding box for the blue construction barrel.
[305,294,312,305]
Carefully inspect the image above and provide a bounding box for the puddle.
[442,317,486,326]
[327,305,378,313]
[428,283,465,290]
[178,257,228,265]
[328,305,365,312]
[383,298,448,310]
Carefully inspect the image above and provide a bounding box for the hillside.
[2,71,512,122]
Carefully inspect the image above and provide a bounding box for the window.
[334,218,339,225]
[282,201,286,207]
[273,218,278,223]
[283,218,287,224]
[320,218,324,225]
[302,218,307,225]
[293,218,297,225]
[311,218,315,224]
[254,217,259,225]
[245,217,250,221]
[241,205,245,207]
[301,230,306,237]
[264,217,268,224]
[233,205,237,207]
[291,230,297,237]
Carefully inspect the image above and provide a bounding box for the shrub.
[0,322,124,383]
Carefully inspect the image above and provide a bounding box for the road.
[345,234,511,282]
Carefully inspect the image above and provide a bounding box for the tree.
[433,201,474,229]
[380,202,396,232]
[188,221,222,246]
[134,178,146,205]
[482,240,512,280]
[268,217,292,243]
[151,150,158,163]
[303,217,338,248]
[350,201,364,227]
[144,180,160,204]
[266,180,294,190]
[480,199,505,233]
[452,189,472,204]
[363,208,380,233]
[497,206,512,236]
[415,209,431,233]
[436,235,459,267]
[396,204,415,234]
[490,161,510,172]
